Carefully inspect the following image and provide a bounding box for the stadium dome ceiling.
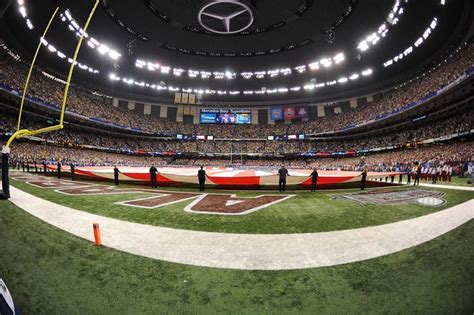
[0,0,472,103]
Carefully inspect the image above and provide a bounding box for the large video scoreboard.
[200,109,251,124]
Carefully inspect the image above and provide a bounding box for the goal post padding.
[1,146,10,199]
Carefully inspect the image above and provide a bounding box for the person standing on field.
[278,165,289,192]
[359,167,368,190]
[149,164,158,188]
[70,163,76,181]
[114,165,121,186]
[310,168,319,192]
[198,166,207,191]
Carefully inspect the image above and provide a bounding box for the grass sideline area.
[10,177,474,234]
[0,200,473,313]
[444,176,474,186]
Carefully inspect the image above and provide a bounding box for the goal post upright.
[1,0,100,199]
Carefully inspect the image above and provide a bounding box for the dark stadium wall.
[167,107,178,121]
[183,115,194,124]
[134,103,145,114]
[118,100,128,110]
[151,105,161,117]
[309,106,318,121]
[258,109,268,125]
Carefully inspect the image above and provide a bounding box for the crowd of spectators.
[1,42,473,178]
[5,140,473,180]
[1,108,472,156]
[0,44,472,138]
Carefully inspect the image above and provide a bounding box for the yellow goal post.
[1,0,99,199]
[6,0,100,148]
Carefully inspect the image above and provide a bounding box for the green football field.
[8,178,474,233]
[0,174,473,313]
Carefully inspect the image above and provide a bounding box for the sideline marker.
[93,223,102,247]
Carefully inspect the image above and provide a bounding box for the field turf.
[0,200,473,314]
[9,177,474,233]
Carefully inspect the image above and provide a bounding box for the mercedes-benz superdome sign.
[198,0,254,34]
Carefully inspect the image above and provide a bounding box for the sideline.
[8,185,474,270]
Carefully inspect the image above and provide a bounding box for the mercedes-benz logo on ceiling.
[198,0,254,35]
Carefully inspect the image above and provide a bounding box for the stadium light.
[280,68,292,75]
[173,68,185,76]
[349,73,359,80]
[361,69,373,76]
[357,0,407,52]
[213,72,225,79]
[308,62,320,70]
[225,71,236,79]
[19,6,26,17]
[320,58,332,68]
[385,17,438,67]
[97,44,110,55]
[294,65,306,73]
[200,71,211,79]
[188,70,199,78]
[59,10,121,61]
[333,53,345,64]
[109,51,121,60]
[47,44,57,53]
[241,72,254,79]
[268,69,280,77]
[26,19,33,30]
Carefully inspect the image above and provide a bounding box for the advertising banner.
[296,105,309,121]
[270,107,283,120]
[284,106,296,120]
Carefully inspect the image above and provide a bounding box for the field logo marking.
[13,173,294,215]
[55,185,138,196]
[116,192,200,209]
[26,180,90,189]
[332,189,446,206]
[184,194,295,216]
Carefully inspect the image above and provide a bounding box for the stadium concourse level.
[0,44,472,138]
